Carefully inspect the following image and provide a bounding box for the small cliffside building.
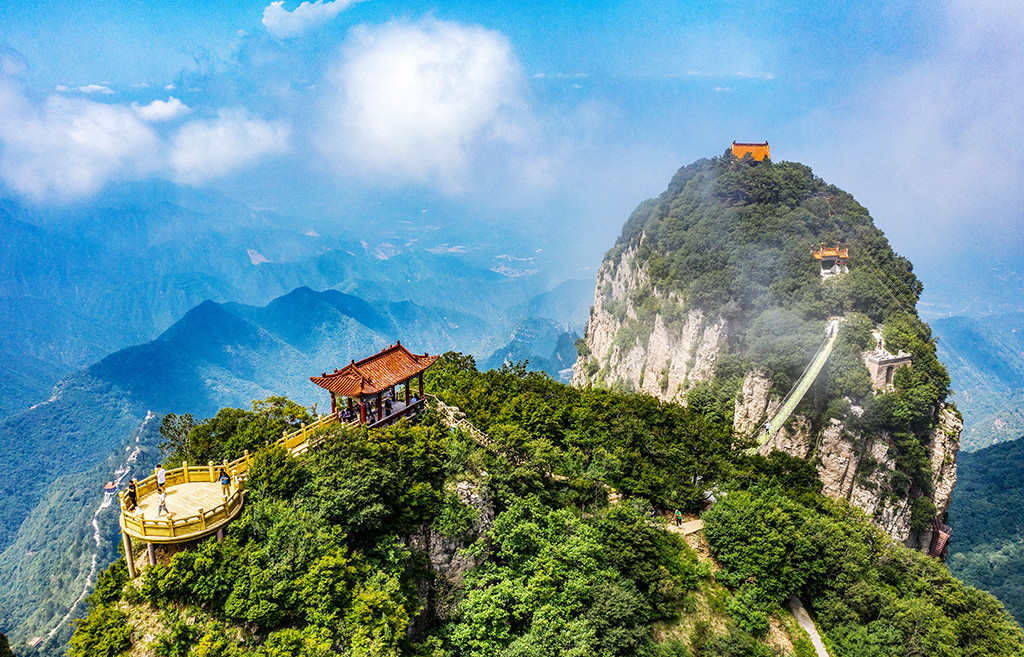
[813,243,849,279]
[862,331,912,389]
[731,141,770,161]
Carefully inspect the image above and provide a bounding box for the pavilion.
[310,342,438,428]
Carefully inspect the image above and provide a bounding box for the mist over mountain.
[0,276,584,650]
[48,151,1024,657]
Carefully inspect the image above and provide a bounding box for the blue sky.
[2,0,1023,305]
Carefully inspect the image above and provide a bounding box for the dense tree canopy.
[72,376,1024,656]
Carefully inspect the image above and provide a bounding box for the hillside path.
[753,319,841,451]
[788,594,831,657]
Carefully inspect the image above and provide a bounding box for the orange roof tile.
[812,245,849,260]
[731,141,770,161]
[311,342,438,398]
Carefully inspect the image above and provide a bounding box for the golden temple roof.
[731,141,770,161]
[813,244,849,260]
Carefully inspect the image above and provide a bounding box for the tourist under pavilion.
[310,342,438,427]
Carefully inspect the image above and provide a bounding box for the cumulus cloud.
[320,18,530,192]
[0,52,160,201]
[262,0,363,39]
[169,108,290,184]
[132,97,190,122]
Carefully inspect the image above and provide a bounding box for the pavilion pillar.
[330,393,336,415]
[376,393,382,420]
[404,379,411,404]
[418,372,424,397]
[147,542,156,566]
[122,532,136,579]
[347,397,353,413]
[217,528,225,544]
[359,400,366,425]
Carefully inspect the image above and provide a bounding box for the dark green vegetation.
[948,435,1024,625]
[592,153,951,511]
[428,352,738,512]
[611,152,920,325]
[931,312,1024,451]
[705,486,1024,656]
[70,360,1024,657]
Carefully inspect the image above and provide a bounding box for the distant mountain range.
[931,312,1024,450]
[948,435,1024,624]
[0,179,593,428]
[0,279,586,651]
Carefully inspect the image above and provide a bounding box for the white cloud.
[165,84,175,90]
[132,97,190,122]
[78,84,114,94]
[262,0,363,39]
[169,108,290,184]
[320,18,530,192]
[0,81,159,201]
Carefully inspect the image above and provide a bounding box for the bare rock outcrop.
[757,415,814,460]
[734,370,779,437]
[427,479,494,585]
[407,476,494,635]
[572,233,962,552]
[572,240,726,400]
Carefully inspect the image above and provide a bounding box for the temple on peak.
[731,141,770,161]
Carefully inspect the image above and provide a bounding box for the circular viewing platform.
[118,412,342,546]
[119,464,246,544]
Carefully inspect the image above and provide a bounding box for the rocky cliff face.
[572,240,726,400]
[751,395,960,546]
[575,245,962,549]
[573,155,962,553]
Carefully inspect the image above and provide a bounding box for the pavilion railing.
[120,412,344,539]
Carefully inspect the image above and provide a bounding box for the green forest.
[948,435,1024,625]
[66,356,1023,657]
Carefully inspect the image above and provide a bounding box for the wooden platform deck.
[121,479,243,543]
[119,401,427,546]
[119,412,341,544]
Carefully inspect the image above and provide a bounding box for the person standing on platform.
[156,464,167,491]
[675,509,683,527]
[126,479,138,511]
[157,488,168,516]
[219,468,231,497]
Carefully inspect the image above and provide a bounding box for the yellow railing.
[119,413,343,540]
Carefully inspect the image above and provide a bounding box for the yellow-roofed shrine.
[813,243,849,279]
[731,141,770,161]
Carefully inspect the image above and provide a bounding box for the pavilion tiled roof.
[310,342,438,398]
[813,244,849,259]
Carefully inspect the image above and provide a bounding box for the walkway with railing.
[119,412,344,548]
[750,319,841,452]
[428,394,495,450]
